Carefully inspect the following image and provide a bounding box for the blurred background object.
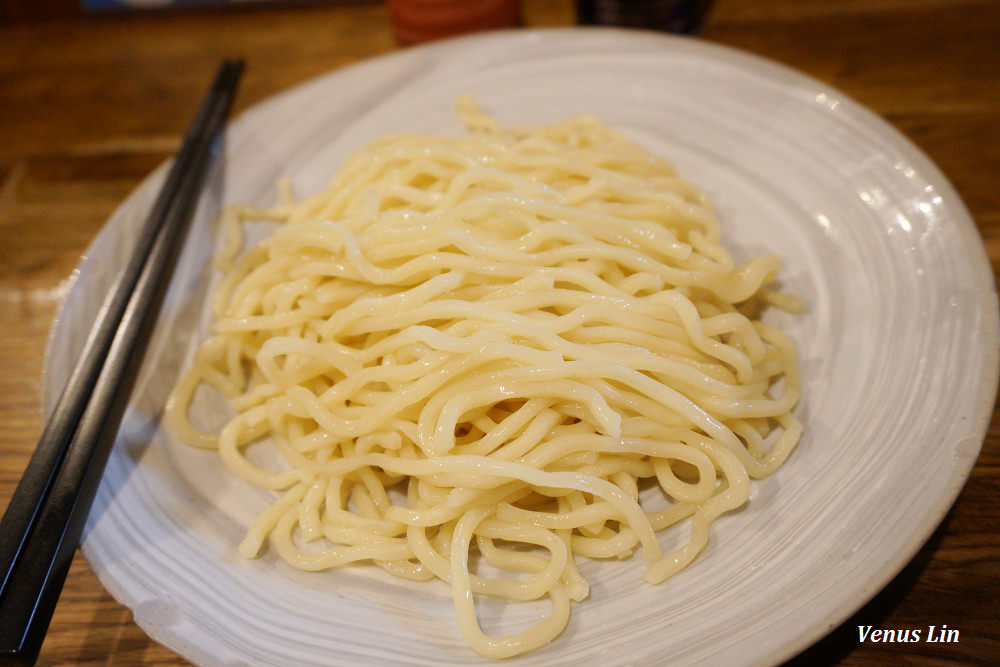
[78,0,367,9]
[81,0,221,8]
[0,0,379,22]
[576,0,712,33]
[387,0,521,45]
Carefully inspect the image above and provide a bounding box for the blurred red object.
[388,0,521,45]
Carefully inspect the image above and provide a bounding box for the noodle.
[165,97,802,659]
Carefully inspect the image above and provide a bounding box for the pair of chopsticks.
[0,59,243,665]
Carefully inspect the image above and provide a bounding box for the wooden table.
[1,0,997,664]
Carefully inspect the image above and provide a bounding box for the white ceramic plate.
[44,28,998,666]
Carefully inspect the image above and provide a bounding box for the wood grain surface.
[1,0,997,664]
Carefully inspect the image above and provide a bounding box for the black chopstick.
[0,58,243,666]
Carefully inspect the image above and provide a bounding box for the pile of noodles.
[166,98,801,659]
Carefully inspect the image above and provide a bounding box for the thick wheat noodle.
[164,97,802,659]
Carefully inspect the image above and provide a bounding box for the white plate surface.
[43,28,999,666]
